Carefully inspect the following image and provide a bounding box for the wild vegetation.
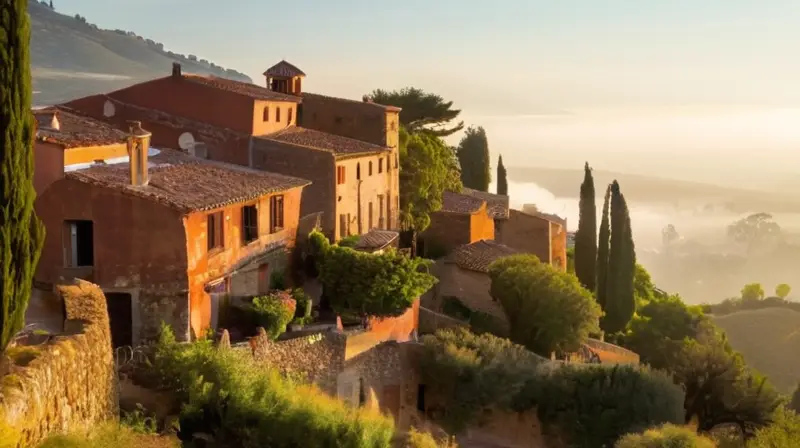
[615,424,716,448]
[1,0,45,352]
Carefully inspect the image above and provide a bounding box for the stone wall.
[0,280,118,447]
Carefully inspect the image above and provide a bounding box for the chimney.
[362,95,373,103]
[172,62,182,78]
[127,121,152,186]
[49,111,61,130]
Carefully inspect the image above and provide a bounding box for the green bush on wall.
[251,292,295,340]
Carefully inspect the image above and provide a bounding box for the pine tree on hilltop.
[456,126,491,192]
[595,185,611,310]
[601,181,636,334]
[574,162,597,292]
[496,154,508,195]
[1,0,46,351]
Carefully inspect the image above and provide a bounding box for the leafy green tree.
[575,162,597,292]
[1,0,45,351]
[602,181,636,334]
[775,283,791,299]
[398,127,461,254]
[596,185,611,307]
[367,87,464,137]
[488,254,602,356]
[747,406,800,448]
[456,126,491,192]
[313,231,437,317]
[633,264,657,307]
[728,213,782,250]
[741,282,766,301]
[496,154,508,195]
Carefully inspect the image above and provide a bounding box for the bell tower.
[263,60,306,96]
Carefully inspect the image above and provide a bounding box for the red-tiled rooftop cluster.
[440,190,485,214]
[183,74,299,103]
[66,149,310,212]
[447,240,519,273]
[261,126,390,156]
[34,107,127,149]
[301,92,401,112]
[263,60,306,78]
[461,188,510,219]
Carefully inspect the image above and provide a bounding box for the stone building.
[62,60,401,241]
[418,190,495,256]
[33,115,310,346]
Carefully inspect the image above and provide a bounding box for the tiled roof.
[355,229,399,251]
[440,191,485,215]
[301,92,401,112]
[521,204,567,226]
[447,240,519,273]
[66,148,310,212]
[34,107,127,149]
[263,60,306,78]
[461,188,510,219]
[261,126,390,157]
[183,75,300,103]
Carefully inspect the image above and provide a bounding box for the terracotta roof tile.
[301,92,401,112]
[34,107,127,149]
[521,205,567,227]
[440,191,485,214]
[263,60,306,78]
[260,126,390,157]
[461,188,510,219]
[66,149,310,212]
[355,229,399,251]
[183,75,300,103]
[447,240,519,273]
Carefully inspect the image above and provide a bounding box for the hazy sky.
[54,0,800,186]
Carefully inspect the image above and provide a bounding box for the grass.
[37,424,179,448]
[713,308,800,393]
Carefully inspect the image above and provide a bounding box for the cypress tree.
[456,126,491,191]
[601,181,636,334]
[595,185,611,309]
[1,0,45,351]
[496,154,508,195]
[574,162,597,291]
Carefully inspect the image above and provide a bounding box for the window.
[288,107,293,124]
[64,220,94,267]
[386,155,391,172]
[339,214,348,239]
[336,166,346,185]
[207,212,224,251]
[262,106,269,122]
[276,107,282,122]
[378,195,385,229]
[395,155,399,169]
[356,163,361,180]
[417,384,426,412]
[241,204,258,244]
[368,161,373,176]
[368,202,373,230]
[378,158,383,174]
[270,195,284,233]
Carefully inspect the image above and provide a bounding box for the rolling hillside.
[713,307,800,393]
[28,0,252,105]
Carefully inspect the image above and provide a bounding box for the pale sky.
[53,0,800,187]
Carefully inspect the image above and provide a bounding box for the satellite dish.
[103,100,115,118]
[178,132,195,151]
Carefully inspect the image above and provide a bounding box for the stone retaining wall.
[0,279,118,447]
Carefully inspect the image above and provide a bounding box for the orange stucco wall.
[63,143,128,166]
[183,186,304,338]
[550,222,567,271]
[251,100,297,136]
[334,153,399,239]
[469,203,495,243]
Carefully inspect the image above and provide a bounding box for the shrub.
[251,292,295,340]
[38,423,179,448]
[270,269,287,290]
[151,325,394,447]
[338,234,360,248]
[517,364,685,448]
[747,406,800,448]
[292,287,313,324]
[488,254,602,356]
[404,428,459,447]
[615,424,716,448]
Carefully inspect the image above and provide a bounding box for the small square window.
[241,205,258,244]
[207,211,225,251]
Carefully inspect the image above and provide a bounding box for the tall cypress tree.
[574,162,597,291]
[456,126,491,192]
[601,181,636,334]
[595,185,611,310]
[1,0,45,351]
[496,154,508,195]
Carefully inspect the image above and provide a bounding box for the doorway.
[105,292,133,348]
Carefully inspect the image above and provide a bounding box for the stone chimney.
[172,62,182,78]
[362,95,373,103]
[48,111,61,130]
[127,121,152,186]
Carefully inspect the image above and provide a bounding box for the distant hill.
[508,165,800,214]
[712,307,800,393]
[28,0,252,106]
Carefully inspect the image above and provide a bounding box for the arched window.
[356,163,361,180]
[262,106,269,121]
[368,161,373,176]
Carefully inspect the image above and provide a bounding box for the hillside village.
[3,4,800,448]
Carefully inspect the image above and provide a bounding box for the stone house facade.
[34,119,309,346]
[62,60,401,242]
[419,191,495,257]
